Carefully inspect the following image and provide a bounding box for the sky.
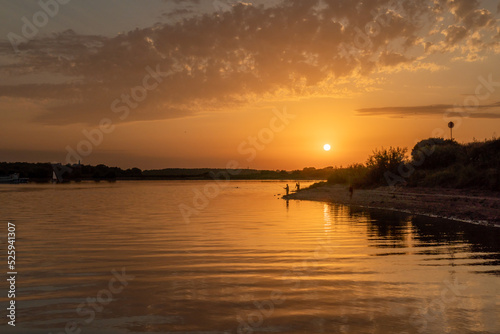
[0,0,499,170]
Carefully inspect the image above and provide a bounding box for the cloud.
[160,0,201,20]
[462,9,495,29]
[0,0,499,125]
[356,102,500,119]
[379,51,413,66]
[444,25,468,45]
[162,8,196,19]
[448,0,480,20]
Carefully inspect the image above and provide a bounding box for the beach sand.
[284,184,500,228]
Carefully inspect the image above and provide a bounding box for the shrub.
[327,164,368,186]
[365,146,408,186]
[421,169,457,187]
[307,181,328,189]
[411,138,464,169]
[465,138,500,169]
[321,137,498,190]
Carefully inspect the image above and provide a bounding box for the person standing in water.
[284,184,290,196]
[296,182,300,191]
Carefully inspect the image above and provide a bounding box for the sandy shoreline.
[284,184,500,228]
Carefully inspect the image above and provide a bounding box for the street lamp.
[448,121,454,140]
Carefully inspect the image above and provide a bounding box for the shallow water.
[0,181,499,333]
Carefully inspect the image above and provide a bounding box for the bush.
[421,169,457,187]
[485,168,500,191]
[365,146,407,186]
[322,137,499,191]
[327,164,368,187]
[307,181,328,189]
[465,138,500,169]
[411,138,464,169]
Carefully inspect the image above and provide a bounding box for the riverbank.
[284,184,500,228]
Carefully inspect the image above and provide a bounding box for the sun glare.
[323,144,331,151]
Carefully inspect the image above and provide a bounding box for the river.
[0,181,498,333]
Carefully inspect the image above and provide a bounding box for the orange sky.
[1,0,499,170]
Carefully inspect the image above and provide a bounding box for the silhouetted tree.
[365,147,407,186]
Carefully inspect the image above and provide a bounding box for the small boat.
[0,173,28,184]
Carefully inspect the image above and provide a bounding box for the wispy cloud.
[356,102,500,118]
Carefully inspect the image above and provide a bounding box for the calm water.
[0,181,499,334]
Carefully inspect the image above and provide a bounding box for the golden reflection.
[323,203,332,234]
[404,217,416,252]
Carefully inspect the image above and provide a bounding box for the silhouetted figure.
[348,185,353,200]
[296,182,300,191]
[284,184,290,196]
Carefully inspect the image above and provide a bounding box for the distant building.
[0,173,28,184]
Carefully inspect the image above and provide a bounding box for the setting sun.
[323,144,331,151]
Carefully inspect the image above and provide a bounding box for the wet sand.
[284,184,500,228]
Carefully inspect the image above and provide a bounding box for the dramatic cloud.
[356,102,500,118]
[444,25,468,45]
[0,0,499,125]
